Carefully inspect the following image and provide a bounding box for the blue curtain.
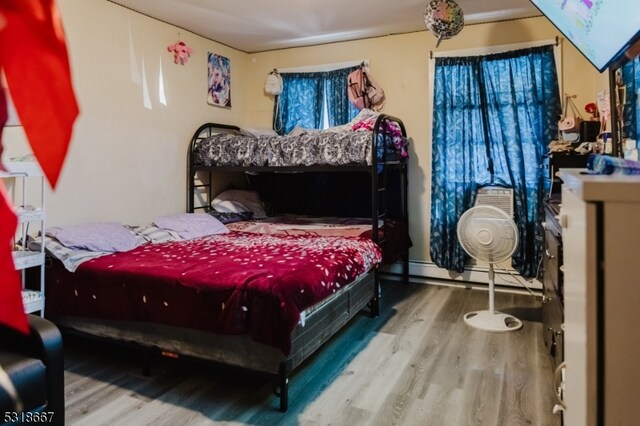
[274,72,324,135]
[324,66,360,127]
[430,46,561,277]
[622,57,640,140]
[273,67,359,134]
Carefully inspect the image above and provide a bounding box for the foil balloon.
[424,0,465,47]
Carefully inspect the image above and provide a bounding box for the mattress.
[45,231,382,354]
[194,131,405,167]
[51,271,375,374]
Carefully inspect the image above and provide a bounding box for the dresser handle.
[553,361,567,412]
[545,249,555,259]
[559,213,568,228]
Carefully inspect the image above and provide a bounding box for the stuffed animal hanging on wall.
[167,41,193,65]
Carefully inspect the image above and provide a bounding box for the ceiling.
[109,0,541,53]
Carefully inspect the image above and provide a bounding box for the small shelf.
[2,159,46,317]
[0,161,43,177]
[22,290,44,314]
[16,208,45,223]
[12,251,45,270]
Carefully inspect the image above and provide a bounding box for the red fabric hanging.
[0,0,79,187]
[0,0,79,334]
[0,181,26,334]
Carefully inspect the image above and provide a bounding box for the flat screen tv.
[529,0,640,72]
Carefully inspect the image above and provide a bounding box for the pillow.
[128,224,182,243]
[32,236,107,272]
[211,189,266,219]
[153,213,228,240]
[46,222,144,253]
[322,124,351,134]
[288,126,320,136]
[240,127,278,137]
[207,210,253,224]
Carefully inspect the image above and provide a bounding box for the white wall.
[3,0,248,226]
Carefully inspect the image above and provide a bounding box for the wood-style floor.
[62,281,561,425]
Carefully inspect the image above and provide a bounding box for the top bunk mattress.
[195,131,377,167]
[191,113,409,168]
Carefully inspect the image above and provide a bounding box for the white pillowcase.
[211,189,266,219]
[46,222,144,253]
[153,213,229,240]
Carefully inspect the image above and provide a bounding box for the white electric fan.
[457,205,523,332]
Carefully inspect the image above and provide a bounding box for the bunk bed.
[44,114,410,412]
[187,113,410,283]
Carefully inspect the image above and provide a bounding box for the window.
[429,45,561,277]
[273,66,359,134]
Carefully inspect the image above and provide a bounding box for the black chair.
[0,315,64,426]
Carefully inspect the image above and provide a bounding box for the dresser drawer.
[543,279,564,367]
[543,229,562,297]
[542,213,564,367]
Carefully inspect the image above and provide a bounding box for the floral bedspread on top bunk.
[45,231,382,355]
[195,110,409,167]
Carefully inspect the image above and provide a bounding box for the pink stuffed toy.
[167,41,193,65]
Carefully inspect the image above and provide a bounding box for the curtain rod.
[278,59,369,73]
[430,36,559,60]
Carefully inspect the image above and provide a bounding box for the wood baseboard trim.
[382,260,543,292]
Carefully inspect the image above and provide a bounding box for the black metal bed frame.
[186,116,410,410]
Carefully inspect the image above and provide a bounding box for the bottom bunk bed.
[42,222,383,411]
[51,272,374,412]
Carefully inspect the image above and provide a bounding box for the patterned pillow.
[128,224,182,243]
[207,210,253,224]
[211,189,267,219]
[32,236,108,272]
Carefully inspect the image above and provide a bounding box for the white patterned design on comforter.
[195,131,375,167]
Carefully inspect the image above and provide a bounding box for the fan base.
[463,310,523,332]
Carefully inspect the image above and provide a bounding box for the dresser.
[558,169,640,426]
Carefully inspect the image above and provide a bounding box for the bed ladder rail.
[371,114,409,285]
[187,122,242,212]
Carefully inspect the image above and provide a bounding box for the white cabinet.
[559,169,640,426]
[0,160,46,315]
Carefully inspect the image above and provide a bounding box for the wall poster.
[207,52,231,108]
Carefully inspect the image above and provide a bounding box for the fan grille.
[457,205,518,263]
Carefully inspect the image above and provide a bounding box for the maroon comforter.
[46,231,382,354]
[227,215,412,265]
